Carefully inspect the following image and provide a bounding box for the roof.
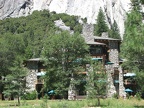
[93,36,121,41]
[86,40,106,45]
[124,73,136,77]
[83,36,106,46]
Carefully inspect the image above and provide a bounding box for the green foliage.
[40,95,49,108]
[74,24,83,34]
[3,64,28,105]
[21,91,37,100]
[112,93,119,99]
[121,0,144,95]
[121,0,144,71]
[131,0,142,11]
[85,61,107,106]
[140,0,144,4]
[0,10,86,102]
[0,10,55,59]
[136,92,141,101]
[0,32,28,105]
[108,20,121,39]
[135,71,144,93]
[81,17,87,23]
[55,13,83,33]
[94,7,109,36]
[41,31,89,98]
[0,10,83,61]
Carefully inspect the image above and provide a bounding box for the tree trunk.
[18,96,20,106]
[97,97,100,106]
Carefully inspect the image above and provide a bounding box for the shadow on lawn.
[134,105,144,108]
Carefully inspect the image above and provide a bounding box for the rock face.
[0,0,33,19]
[0,0,131,37]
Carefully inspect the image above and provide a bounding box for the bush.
[41,95,49,108]
[21,91,37,100]
[113,93,119,99]
[136,92,141,100]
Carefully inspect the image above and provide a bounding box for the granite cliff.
[0,0,132,37]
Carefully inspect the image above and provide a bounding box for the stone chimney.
[101,32,108,38]
[82,24,94,37]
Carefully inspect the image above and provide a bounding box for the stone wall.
[26,70,37,92]
[106,64,116,98]
[108,41,126,98]
[118,66,126,98]
[82,24,94,38]
[109,41,119,66]
[26,62,38,92]
[68,74,77,100]
[68,84,76,100]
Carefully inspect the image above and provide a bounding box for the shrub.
[113,93,119,99]
[21,91,37,100]
[136,92,141,100]
[40,95,49,108]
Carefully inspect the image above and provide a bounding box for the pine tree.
[140,0,144,4]
[121,0,144,94]
[131,0,142,11]
[85,61,107,106]
[121,0,144,69]
[3,58,28,106]
[109,20,121,39]
[94,7,108,36]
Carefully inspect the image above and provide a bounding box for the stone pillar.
[68,77,76,100]
[106,65,116,98]
[68,84,76,100]
[109,41,119,67]
[26,69,37,92]
[118,66,126,98]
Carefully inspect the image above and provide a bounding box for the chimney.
[101,32,108,38]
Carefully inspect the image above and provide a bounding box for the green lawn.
[0,98,144,108]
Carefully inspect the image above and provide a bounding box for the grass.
[0,98,144,108]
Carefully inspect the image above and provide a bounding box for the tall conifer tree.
[85,61,107,106]
[121,0,144,94]
[121,0,144,69]
[109,20,121,39]
[94,7,108,36]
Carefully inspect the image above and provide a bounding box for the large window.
[89,45,103,55]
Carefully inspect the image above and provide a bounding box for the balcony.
[36,79,44,84]
[124,79,136,85]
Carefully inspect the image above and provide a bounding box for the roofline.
[93,36,121,41]
[86,41,106,45]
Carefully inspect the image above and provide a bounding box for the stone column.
[68,84,76,100]
[26,69,37,92]
[68,77,76,100]
[106,65,116,98]
[109,49,119,65]
[118,66,126,98]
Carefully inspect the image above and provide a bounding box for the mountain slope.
[0,0,132,37]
